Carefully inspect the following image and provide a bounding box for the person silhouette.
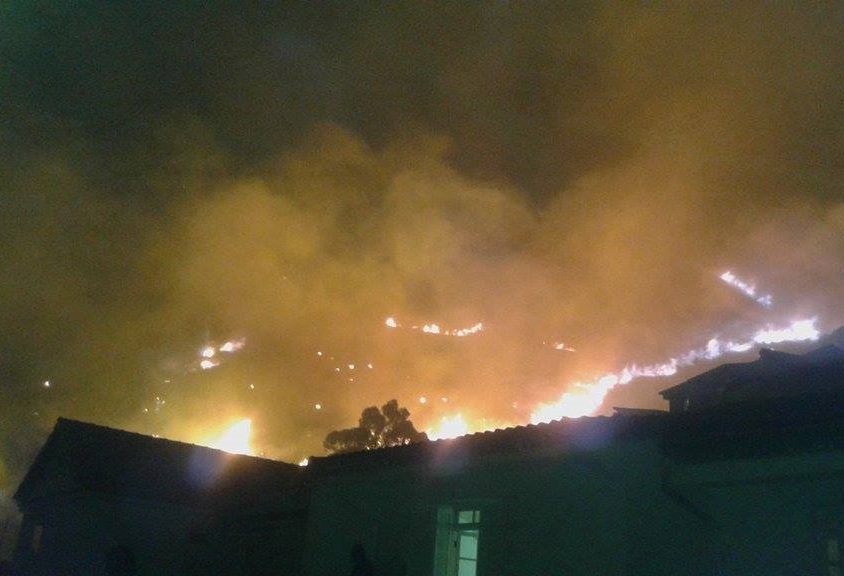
[350,542,375,576]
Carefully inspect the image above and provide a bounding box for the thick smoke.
[1,3,842,482]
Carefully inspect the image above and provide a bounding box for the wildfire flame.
[530,318,820,424]
[197,338,246,370]
[386,306,822,438]
[193,306,824,450]
[427,414,470,440]
[385,316,483,338]
[720,270,773,308]
[199,359,219,370]
[219,339,246,353]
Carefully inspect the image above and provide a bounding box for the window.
[433,507,481,576]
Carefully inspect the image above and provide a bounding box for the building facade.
[13,419,307,576]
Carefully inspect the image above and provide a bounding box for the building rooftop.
[15,343,844,495]
[14,418,305,508]
[660,345,844,412]
[308,411,668,475]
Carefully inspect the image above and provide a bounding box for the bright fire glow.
[530,318,820,424]
[427,414,470,440]
[199,359,219,370]
[208,418,253,455]
[454,323,483,337]
[531,375,619,422]
[219,338,246,353]
[385,316,483,338]
[753,319,819,344]
[196,338,246,371]
[720,270,773,308]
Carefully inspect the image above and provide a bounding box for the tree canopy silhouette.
[323,399,428,454]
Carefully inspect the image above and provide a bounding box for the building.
[12,344,844,575]
[302,411,702,576]
[13,418,307,576]
[659,344,844,575]
[302,344,844,576]
[660,345,844,413]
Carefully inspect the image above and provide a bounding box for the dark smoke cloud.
[1,2,843,486]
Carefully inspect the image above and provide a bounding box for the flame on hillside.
[205,418,254,455]
[530,318,820,423]
[427,414,470,440]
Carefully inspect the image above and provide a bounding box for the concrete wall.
[302,438,709,576]
[301,436,730,576]
[15,492,308,576]
[15,493,200,575]
[666,450,844,576]
[17,428,844,576]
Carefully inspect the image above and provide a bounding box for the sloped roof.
[308,411,667,475]
[659,345,844,402]
[309,346,844,473]
[310,387,844,475]
[15,418,304,507]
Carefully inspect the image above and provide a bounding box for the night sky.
[1,3,843,489]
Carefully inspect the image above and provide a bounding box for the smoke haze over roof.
[1,2,843,485]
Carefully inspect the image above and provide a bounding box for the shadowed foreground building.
[12,344,844,575]
[12,419,307,576]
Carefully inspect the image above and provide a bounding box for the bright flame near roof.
[530,318,820,424]
[531,375,619,422]
[208,419,253,455]
[427,414,470,440]
[753,319,819,344]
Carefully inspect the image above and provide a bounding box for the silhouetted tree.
[324,399,428,454]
